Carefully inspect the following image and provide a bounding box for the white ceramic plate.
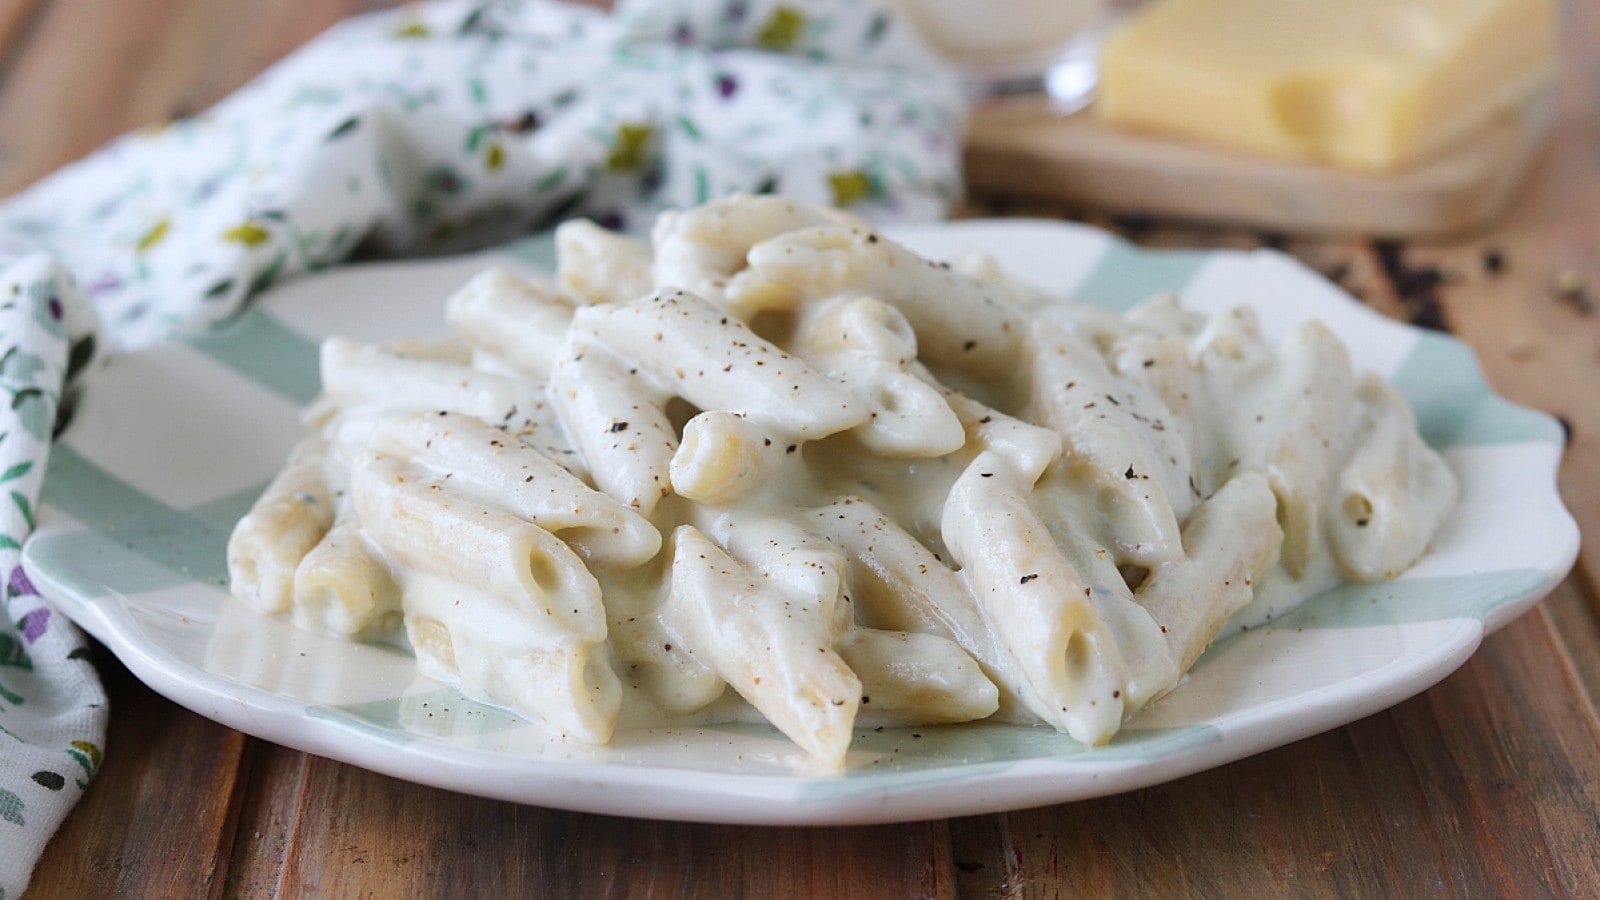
[23,221,1578,824]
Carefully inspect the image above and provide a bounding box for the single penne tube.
[326,400,581,485]
[608,606,727,715]
[699,508,852,638]
[1125,291,1207,338]
[1190,304,1275,372]
[445,266,575,381]
[1028,324,1189,566]
[650,193,864,315]
[1326,374,1459,581]
[670,411,789,506]
[796,294,919,362]
[569,290,865,440]
[1136,471,1283,674]
[793,296,964,458]
[228,436,336,614]
[556,219,654,305]
[836,627,999,725]
[548,336,678,515]
[1107,332,1209,501]
[745,224,1028,377]
[505,394,590,480]
[942,450,1134,745]
[1026,466,1181,715]
[351,456,605,644]
[365,411,660,568]
[291,507,401,639]
[320,338,548,428]
[402,573,621,744]
[660,526,861,767]
[1241,321,1357,577]
[929,374,1060,482]
[379,336,473,364]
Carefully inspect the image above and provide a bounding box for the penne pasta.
[291,506,402,639]
[351,456,605,643]
[569,289,865,440]
[365,411,660,568]
[1136,472,1282,674]
[836,628,999,725]
[650,193,866,316]
[556,219,654,306]
[228,436,336,614]
[1028,323,1189,567]
[661,526,861,767]
[233,195,1459,767]
[746,224,1029,377]
[807,495,1033,717]
[793,296,965,458]
[402,572,621,744]
[670,411,789,506]
[942,450,1131,745]
[1326,375,1459,581]
[548,336,679,515]
[445,265,574,381]
[320,338,549,431]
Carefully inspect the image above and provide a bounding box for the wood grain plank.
[26,647,251,896]
[965,88,1554,239]
[951,608,1600,898]
[0,0,47,71]
[1545,575,1600,708]
[0,0,398,196]
[0,0,190,195]
[221,741,312,900]
[273,757,954,898]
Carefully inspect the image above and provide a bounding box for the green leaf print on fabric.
[606,124,655,172]
[9,389,51,444]
[0,633,31,671]
[757,6,807,51]
[534,166,569,192]
[828,170,873,206]
[65,335,95,379]
[674,115,703,141]
[222,223,273,246]
[249,251,289,294]
[135,219,170,253]
[326,116,361,141]
[11,492,33,531]
[66,740,102,788]
[0,789,23,827]
[0,348,44,384]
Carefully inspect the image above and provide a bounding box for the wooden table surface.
[4,2,1599,896]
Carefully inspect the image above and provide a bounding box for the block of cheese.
[1097,0,1557,173]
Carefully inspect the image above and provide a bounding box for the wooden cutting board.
[964,89,1556,238]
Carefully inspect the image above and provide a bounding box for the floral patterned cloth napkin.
[0,1,963,892]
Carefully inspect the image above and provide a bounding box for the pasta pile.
[227,196,1458,767]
